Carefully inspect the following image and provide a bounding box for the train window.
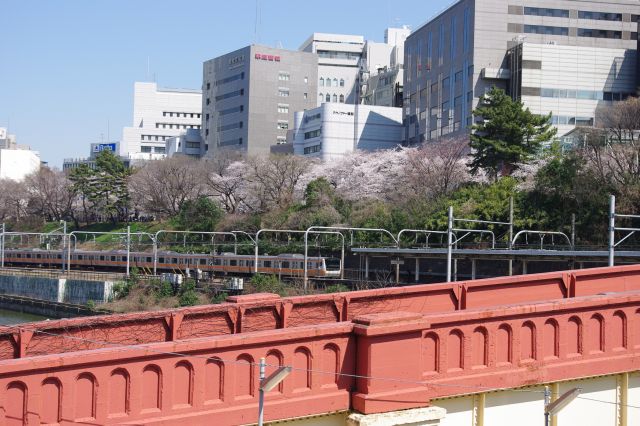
[281,261,289,269]
[238,260,244,267]
[199,259,206,265]
[230,260,237,266]
[78,255,84,260]
[56,254,62,259]
[146,257,152,262]
[172,258,178,263]
[26,254,31,259]
[159,257,165,263]
[16,254,21,258]
[111,256,116,261]
[99,256,105,261]
[263,260,271,267]
[214,258,221,265]
[120,256,125,262]
[36,254,41,259]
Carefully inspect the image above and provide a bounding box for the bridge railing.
[0,264,639,360]
[0,322,355,425]
[1,286,640,423]
[353,290,640,413]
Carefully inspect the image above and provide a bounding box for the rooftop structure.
[120,82,202,159]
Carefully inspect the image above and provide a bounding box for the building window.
[319,93,324,102]
[320,77,324,86]
[326,94,331,102]
[186,142,200,149]
[578,28,622,39]
[219,105,244,116]
[339,79,345,87]
[326,78,332,87]
[442,77,450,92]
[304,129,321,139]
[278,72,290,81]
[303,144,322,154]
[278,89,290,97]
[304,92,308,99]
[278,104,289,113]
[276,136,287,145]
[215,89,244,102]
[333,78,338,87]
[206,113,210,121]
[217,121,243,132]
[277,121,289,130]
[332,94,338,102]
[523,25,569,36]
[455,70,463,82]
[578,11,622,21]
[141,146,152,153]
[339,94,345,103]
[524,7,569,18]
[206,98,210,105]
[206,82,211,90]
[304,76,308,83]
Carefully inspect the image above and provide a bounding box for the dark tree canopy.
[469,87,556,181]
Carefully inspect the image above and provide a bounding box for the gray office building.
[403,0,640,144]
[202,45,318,156]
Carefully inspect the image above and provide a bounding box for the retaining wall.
[0,274,113,305]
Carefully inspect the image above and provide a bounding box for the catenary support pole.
[0,223,4,269]
[127,227,133,275]
[447,206,453,283]
[508,197,514,276]
[258,357,266,426]
[609,194,616,267]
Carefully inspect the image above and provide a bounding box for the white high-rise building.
[300,28,412,107]
[0,128,40,181]
[120,82,202,160]
[300,33,365,105]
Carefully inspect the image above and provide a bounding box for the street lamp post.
[257,357,291,426]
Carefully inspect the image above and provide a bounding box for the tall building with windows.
[300,29,411,107]
[403,0,640,144]
[120,82,202,160]
[201,45,317,157]
[300,33,364,106]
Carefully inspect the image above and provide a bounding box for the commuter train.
[1,248,341,277]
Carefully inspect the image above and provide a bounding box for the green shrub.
[250,274,287,296]
[179,290,199,306]
[325,284,349,294]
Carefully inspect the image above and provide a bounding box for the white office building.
[509,41,636,136]
[292,104,403,161]
[120,82,202,160]
[300,29,411,108]
[166,129,203,158]
[0,128,40,181]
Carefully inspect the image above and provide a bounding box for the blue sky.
[0,0,453,167]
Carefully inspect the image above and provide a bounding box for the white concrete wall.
[293,103,403,161]
[120,82,202,158]
[520,42,637,136]
[0,149,40,181]
[435,372,639,426]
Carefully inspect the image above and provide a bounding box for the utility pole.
[446,206,453,282]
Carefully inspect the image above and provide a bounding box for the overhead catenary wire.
[1,323,639,410]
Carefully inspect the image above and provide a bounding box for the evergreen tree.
[69,150,131,223]
[469,87,556,181]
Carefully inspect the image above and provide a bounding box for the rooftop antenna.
[254,0,261,44]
